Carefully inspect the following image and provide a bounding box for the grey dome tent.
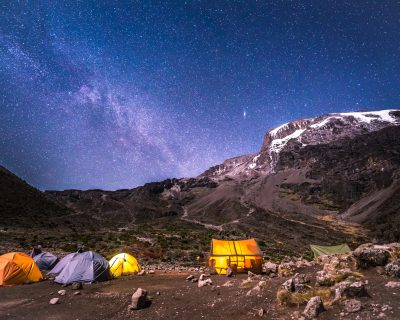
[49,251,111,284]
[33,252,59,273]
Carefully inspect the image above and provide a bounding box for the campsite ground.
[0,266,399,320]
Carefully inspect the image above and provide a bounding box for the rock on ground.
[49,298,59,305]
[198,278,212,287]
[353,245,390,267]
[71,282,82,290]
[385,261,400,277]
[385,281,400,288]
[344,299,362,313]
[335,281,368,300]
[57,290,66,296]
[263,262,278,275]
[186,275,194,281]
[303,296,325,319]
[128,288,150,310]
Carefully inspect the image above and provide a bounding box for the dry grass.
[277,288,333,307]
[330,270,363,283]
[390,246,400,260]
[239,279,254,289]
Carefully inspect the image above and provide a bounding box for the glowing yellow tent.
[208,239,263,275]
[109,253,141,277]
[0,252,43,286]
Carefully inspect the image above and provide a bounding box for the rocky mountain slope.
[0,165,69,228]
[1,109,399,259]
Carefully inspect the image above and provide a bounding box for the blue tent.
[49,251,111,284]
[33,252,59,273]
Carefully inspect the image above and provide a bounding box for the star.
[0,1,398,190]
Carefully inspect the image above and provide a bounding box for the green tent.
[310,244,351,258]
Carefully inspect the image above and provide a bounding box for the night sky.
[1,1,399,190]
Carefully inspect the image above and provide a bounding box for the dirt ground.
[1,266,400,320]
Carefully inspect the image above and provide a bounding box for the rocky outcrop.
[334,281,368,299]
[385,261,400,277]
[303,296,325,319]
[353,245,390,268]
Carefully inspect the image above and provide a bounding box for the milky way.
[1,1,399,190]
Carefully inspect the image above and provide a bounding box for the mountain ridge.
[1,108,400,259]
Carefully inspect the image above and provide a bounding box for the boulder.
[315,271,334,287]
[263,262,278,275]
[344,299,362,313]
[353,245,390,268]
[385,261,400,277]
[293,273,311,284]
[281,279,295,292]
[198,278,212,287]
[335,281,368,300]
[303,296,325,319]
[128,288,150,310]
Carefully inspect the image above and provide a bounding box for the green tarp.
[310,244,351,258]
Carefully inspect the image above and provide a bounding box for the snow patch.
[269,122,289,137]
[270,129,305,153]
[310,116,342,129]
[339,110,398,124]
[252,154,261,162]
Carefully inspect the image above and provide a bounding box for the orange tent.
[0,252,43,286]
[208,238,263,275]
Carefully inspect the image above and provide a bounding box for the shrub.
[277,288,333,307]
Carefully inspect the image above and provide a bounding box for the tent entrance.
[208,238,263,275]
[229,255,245,271]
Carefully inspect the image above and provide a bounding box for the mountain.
[0,165,70,228]
[1,109,400,260]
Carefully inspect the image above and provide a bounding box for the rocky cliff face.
[202,110,400,179]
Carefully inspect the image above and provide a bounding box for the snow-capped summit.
[202,109,400,179]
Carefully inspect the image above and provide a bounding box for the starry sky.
[1,1,399,190]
